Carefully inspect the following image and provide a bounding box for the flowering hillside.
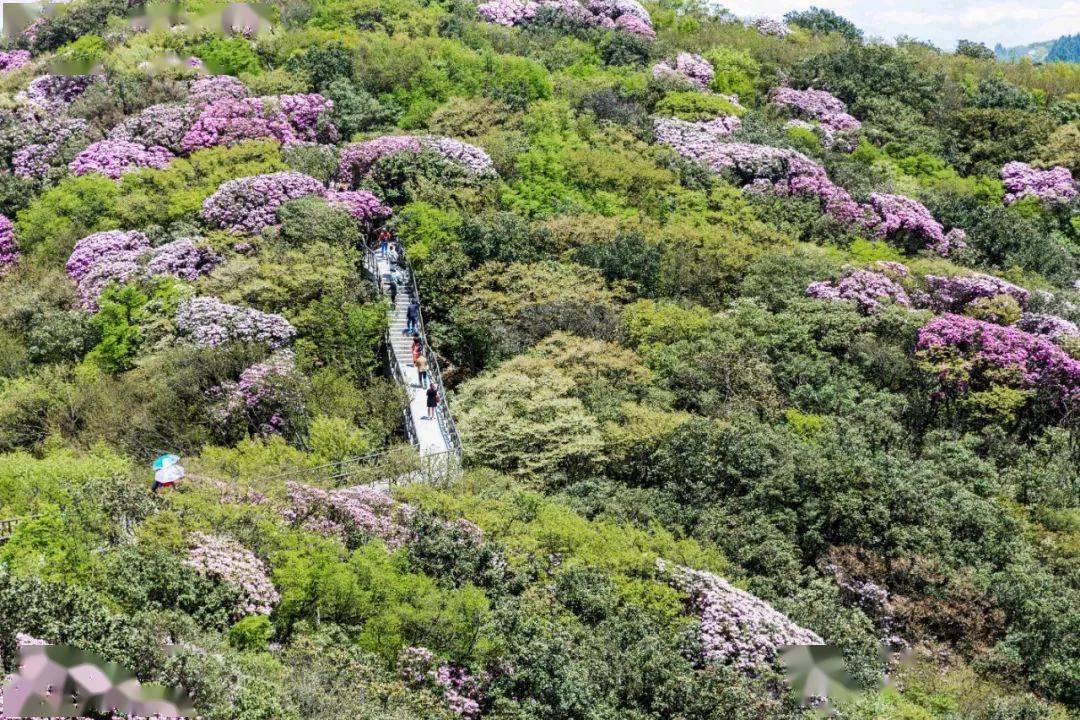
[0,1,1077,719]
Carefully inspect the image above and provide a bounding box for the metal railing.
[363,243,463,457]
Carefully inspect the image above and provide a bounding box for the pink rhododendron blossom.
[184,532,279,615]
[0,215,19,275]
[1001,161,1077,205]
[69,139,174,179]
[652,53,714,89]
[283,482,413,548]
[175,296,296,348]
[181,96,296,152]
[917,313,1080,403]
[806,266,912,312]
[201,171,327,233]
[399,646,485,717]
[660,561,823,669]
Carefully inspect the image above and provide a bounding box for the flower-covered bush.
[184,532,280,616]
[11,113,94,181]
[0,215,20,275]
[806,266,912,312]
[751,17,790,36]
[0,50,31,73]
[181,97,298,153]
[69,139,174,179]
[23,74,100,106]
[922,273,1030,314]
[146,238,220,281]
[283,482,413,548]
[325,190,393,230]
[188,74,250,105]
[109,103,200,154]
[174,296,296,348]
[864,193,968,256]
[210,351,301,436]
[652,53,714,90]
[1001,161,1077,205]
[278,93,338,143]
[399,646,484,717]
[65,230,151,309]
[476,0,655,37]
[337,135,495,187]
[660,561,823,669]
[201,171,327,233]
[917,313,1080,404]
[770,87,861,133]
[1016,313,1080,340]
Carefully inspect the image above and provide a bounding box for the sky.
[717,0,1080,49]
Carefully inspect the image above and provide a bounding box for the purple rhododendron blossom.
[922,273,1030,313]
[771,87,861,133]
[146,238,220,281]
[1016,313,1080,340]
[188,74,250,105]
[477,0,654,36]
[184,532,280,615]
[0,50,31,73]
[864,193,967,257]
[325,190,393,229]
[652,53,714,90]
[109,103,200,154]
[24,74,100,106]
[660,560,823,669]
[806,266,912,312]
[751,17,790,36]
[0,215,19,274]
[201,171,327,234]
[277,92,338,143]
[175,296,296,348]
[69,139,174,179]
[210,351,299,435]
[917,313,1080,403]
[11,114,93,180]
[180,96,297,152]
[1001,161,1078,205]
[336,135,494,187]
[65,230,151,309]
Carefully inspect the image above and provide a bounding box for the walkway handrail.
[363,243,462,456]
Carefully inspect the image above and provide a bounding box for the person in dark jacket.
[387,277,397,306]
[406,301,420,334]
[426,382,439,419]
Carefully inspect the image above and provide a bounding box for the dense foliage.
[0,1,1077,719]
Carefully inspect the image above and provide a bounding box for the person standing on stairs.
[411,337,422,364]
[415,353,429,387]
[378,227,391,257]
[426,381,439,420]
[406,300,420,335]
[387,276,397,306]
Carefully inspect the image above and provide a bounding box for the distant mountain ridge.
[996,33,1080,63]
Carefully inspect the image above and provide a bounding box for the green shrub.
[229,615,274,651]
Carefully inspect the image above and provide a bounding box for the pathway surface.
[374,253,455,457]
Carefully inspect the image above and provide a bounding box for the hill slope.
[0,2,1077,719]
